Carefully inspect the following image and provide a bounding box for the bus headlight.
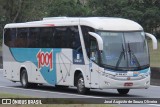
[139,72,150,78]
[101,71,115,78]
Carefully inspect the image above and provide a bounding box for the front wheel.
[76,74,90,94]
[117,89,130,95]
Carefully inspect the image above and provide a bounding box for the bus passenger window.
[71,27,82,53]
[16,28,28,48]
[29,28,40,48]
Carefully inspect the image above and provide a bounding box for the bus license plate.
[116,72,133,77]
[124,82,133,86]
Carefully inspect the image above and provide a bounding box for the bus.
[3,17,157,95]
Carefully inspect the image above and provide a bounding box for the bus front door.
[89,38,100,88]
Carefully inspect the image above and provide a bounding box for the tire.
[20,69,30,88]
[76,74,90,94]
[117,89,130,95]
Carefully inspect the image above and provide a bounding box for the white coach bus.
[3,17,157,95]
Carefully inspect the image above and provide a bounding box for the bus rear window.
[4,28,16,47]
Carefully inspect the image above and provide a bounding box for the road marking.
[150,85,160,88]
[0,85,105,99]
[148,104,160,107]
[0,85,160,105]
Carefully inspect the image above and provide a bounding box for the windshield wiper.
[128,42,141,68]
[115,44,126,69]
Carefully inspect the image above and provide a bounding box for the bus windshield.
[98,31,149,71]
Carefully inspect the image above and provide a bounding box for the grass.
[0,92,115,107]
[0,92,31,98]
[148,40,160,67]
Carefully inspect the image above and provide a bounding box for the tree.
[88,0,127,17]
[48,0,90,17]
[0,0,52,37]
[87,0,160,37]
[0,0,160,38]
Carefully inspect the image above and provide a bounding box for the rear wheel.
[117,89,130,95]
[20,69,30,88]
[76,74,90,94]
[20,69,38,88]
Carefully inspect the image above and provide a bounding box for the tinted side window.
[71,26,81,52]
[16,28,28,47]
[53,26,81,50]
[4,26,82,49]
[28,28,40,48]
[54,27,67,48]
[28,26,81,49]
[39,27,53,48]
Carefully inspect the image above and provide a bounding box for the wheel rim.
[22,73,27,86]
[78,77,84,92]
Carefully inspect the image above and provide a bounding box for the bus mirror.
[145,33,158,50]
[88,32,103,50]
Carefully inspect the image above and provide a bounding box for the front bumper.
[99,75,150,89]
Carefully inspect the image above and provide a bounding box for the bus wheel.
[20,69,30,88]
[76,74,90,94]
[117,89,130,95]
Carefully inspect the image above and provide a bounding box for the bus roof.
[4,17,143,31]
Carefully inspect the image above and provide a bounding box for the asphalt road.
[0,69,160,107]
